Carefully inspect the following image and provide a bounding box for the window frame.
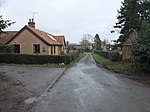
[33,44,40,54]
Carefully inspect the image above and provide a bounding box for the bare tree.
[0,0,5,7]
[80,34,93,50]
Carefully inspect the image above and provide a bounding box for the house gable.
[122,31,138,60]
[123,31,138,45]
[6,25,49,45]
[7,27,49,54]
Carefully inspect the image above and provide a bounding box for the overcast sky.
[1,0,122,44]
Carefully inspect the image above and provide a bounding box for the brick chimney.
[28,18,35,28]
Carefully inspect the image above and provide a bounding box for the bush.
[0,54,72,64]
[132,43,150,72]
[94,50,109,59]
[69,51,80,61]
[0,44,14,53]
[132,22,150,72]
[84,48,92,52]
[109,52,121,62]
[78,49,84,53]
[94,50,121,62]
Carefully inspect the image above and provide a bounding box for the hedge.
[0,54,73,64]
[94,50,121,62]
[69,51,80,61]
[0,44,14,53]
[109,52,121,62]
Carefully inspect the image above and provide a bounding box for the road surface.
[28,53,150,112]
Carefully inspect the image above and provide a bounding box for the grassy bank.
[92,53,135,74]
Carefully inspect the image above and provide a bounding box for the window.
[54,46,56,54]
[51,46,53,54]
[14,44,20,53]
[42,47,46,53]
[33,44,40,53]
[51,46,56,55]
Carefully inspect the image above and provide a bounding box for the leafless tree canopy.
[0,0,5,7]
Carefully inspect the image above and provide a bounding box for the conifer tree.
[0,1,15,34]
[94,34,101,50]
[0,15,15,34]
[113,0,140,45]
[114,0,150,72]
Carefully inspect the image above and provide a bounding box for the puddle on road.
[25,97,38,104]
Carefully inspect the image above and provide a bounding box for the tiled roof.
[54,36,66,45]
[6,26,65,46]
[28,26,62,45]
[0,31,18,44]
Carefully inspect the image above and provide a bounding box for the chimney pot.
[28,18,35,28]
[32,18,34,22]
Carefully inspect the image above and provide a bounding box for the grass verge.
[92,52,135,74]
[66,52,86,67]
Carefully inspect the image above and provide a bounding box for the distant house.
[101,41,107,51]
[122,31,138,60]
[69,43,81,51]
[2,19,66,55]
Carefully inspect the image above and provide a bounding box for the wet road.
[29,53,150,112]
